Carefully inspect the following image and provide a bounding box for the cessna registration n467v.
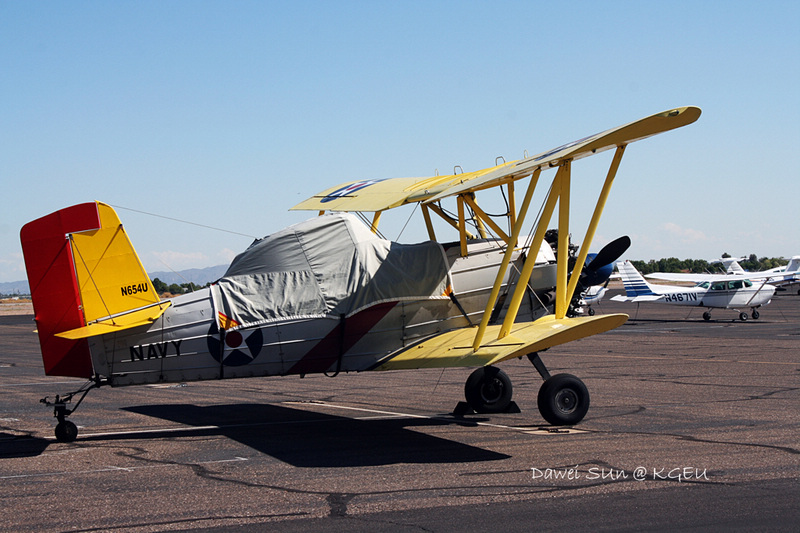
[21,107,700,442]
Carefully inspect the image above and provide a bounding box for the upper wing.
[291,162,516,213]
[426,106,701,202]
[375,313,628,370]
[293,106,701,213]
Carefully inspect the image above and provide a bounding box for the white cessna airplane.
[612,260,775,321]
[647,256,800,295]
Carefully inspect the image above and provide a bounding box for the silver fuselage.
[89,240,558,386]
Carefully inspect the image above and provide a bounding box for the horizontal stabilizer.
[376,313,628,370]
[55,302,172,340]
[611,294,663,303]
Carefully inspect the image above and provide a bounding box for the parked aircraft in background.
[21,107,700,442]
[647,256,800,294]
[712,257,747,274]
[578,281,610,316]
[612,260,775,321]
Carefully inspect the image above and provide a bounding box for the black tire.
[55,420,78,443]
[739,312,748,321]
[588,307,595,316]
[537,373,590,426]
[751,309,760,320]
[703,311,711,321]
[464,366,513,413]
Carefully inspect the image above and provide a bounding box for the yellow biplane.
[21,106,700,442]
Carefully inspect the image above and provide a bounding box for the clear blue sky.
[2,1,798,283]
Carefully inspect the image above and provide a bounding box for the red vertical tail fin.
[20,203,101,378]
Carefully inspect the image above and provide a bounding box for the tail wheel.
[537,373,590,426]
[464,366,513,413]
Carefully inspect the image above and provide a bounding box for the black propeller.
[578,235,631,289]
[586,235,631,272]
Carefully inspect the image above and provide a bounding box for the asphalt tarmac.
[1,290,798,532]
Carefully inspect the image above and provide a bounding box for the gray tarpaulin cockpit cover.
[211,213,452,330]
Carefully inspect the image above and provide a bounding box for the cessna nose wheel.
[55,420,78,443]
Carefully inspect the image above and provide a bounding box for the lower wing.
[375,313,627,370]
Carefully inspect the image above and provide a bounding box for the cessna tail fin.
[615,260,658,298]
[722,259,746,274]
[20,202,162,378]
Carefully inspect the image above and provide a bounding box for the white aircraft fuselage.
[613,260,775,320]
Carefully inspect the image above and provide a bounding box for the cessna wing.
[646,270,800,284]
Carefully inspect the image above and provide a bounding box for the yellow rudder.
[69,202,160,322]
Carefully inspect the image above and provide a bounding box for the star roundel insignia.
[207,326,264,367]
[320,179,384,203]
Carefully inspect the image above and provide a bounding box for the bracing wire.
[354,211,387,240]
[111,204,259,239]
[395,202,419,241]
[69,234,114,322]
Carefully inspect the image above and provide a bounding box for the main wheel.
[537,373,590,426]
[703,311,711,321]
[55,420,78,443]
[739,312,748,321]
[464,366,513,413]
[751,309,760,320]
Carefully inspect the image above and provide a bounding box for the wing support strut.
[426,202,476,242]
[471,168,541,351]
[472,144,627,350]
[564,145,626,308]
[463,194,510,244]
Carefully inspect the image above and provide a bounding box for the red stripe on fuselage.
[287,302,397,375]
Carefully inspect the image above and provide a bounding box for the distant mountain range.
[148,264,229,286]
[0,265,228,297]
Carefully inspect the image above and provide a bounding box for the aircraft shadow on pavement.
[107,403,511,467]
[0,432,50,459]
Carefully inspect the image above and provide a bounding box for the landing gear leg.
[41,379,102,443]
[528,352,590,426]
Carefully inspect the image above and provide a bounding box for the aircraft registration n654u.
[21,107,701,442]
